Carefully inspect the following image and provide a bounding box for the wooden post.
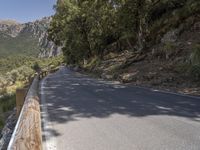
[16,88,27,117]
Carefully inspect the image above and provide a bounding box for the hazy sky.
[0,0,56,23]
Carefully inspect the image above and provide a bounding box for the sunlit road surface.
[40,67,200,150]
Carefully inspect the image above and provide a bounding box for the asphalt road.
[40,67,200,150]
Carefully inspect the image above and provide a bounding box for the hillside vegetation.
[48,0,200,95]
[0,20,19,26]
[0,17,64,132]
[0,56,63,132]
[0,32,39,58]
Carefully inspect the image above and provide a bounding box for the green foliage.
[190,65,200,79]
[0,94,15,131]
[149,0,200,43]
[189,44,200,79]
[32,62,41,72]
[0,94,16,113]
[176,45,200,80]
[161,42,176,59]
[0,118,4,130]
[0,32,40,58]
[190,44,200,65]
[0,87,6,96]
[0,55,63,131]
[0,55,36,74]
[49,0,200,64]
[84,56,101,69]
[0,55,63,96]
[49,0,121,64]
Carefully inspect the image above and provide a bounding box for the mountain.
[0,20,19,25]
[0,17,62,58]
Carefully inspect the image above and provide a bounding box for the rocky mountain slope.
[0,17,62,58]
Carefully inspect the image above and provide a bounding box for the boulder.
[101,73,114,80]
[120,72,138,83]
[161,26,183,44]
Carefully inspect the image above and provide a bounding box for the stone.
[0,17,62,58]
[101,73,114,80]
[73,66,82,72]
[120,72,138,83]
[161,26,183,44]
[0,109,17,150]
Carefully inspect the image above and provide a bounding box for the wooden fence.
[7,67,60,150]
[7,75,42,150]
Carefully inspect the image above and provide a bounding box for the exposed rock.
[161,26,183,43]
[120,72,138,83]
[73,66,81,72]
[0,109,17,150]
[101,73,114,80]
[0,21,24,37]
[0,17,62,58]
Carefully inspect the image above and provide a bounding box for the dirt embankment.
[81,20,200,96]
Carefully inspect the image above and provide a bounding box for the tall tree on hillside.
[48,0,120,63]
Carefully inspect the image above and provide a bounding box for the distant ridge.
[0,17,62,58]
[0,19,20,25]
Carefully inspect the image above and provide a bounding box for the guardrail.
[39,67,60,80]
[7,67,60,150]
[8,75,42,150]
[39,70,48,80]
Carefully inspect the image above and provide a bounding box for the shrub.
[0,76,7,88]
[9,69,19,83]
[84,56,101,69]
[0,94,15,131]
[0,88,7,95]
[190,64,200,79]
[190,44,200,65]
[0,94,15,113]
[189,44,200,80]
[32,62,41,72]
[0,118,4,130]
[161,42,176,60]
[17,66,34,81]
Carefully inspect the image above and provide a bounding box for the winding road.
[40,67,200,150]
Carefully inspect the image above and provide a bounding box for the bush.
[17,66,34,81]
[161,42,176,60]
[32,62,41,72]
[190,64,200,79]
[0,94,15,131]
[190,44,200,65]
[0,118,4,130]
[189,44,200,80]
[0,88,7,95]
[84,56,101,69]
[0,94,16,113]
[9,69,19,83]
[0,76,8,88]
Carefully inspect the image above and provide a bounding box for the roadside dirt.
[82,20,200,96]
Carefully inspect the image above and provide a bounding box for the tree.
[48,0,120,63]
[48,0,199,64]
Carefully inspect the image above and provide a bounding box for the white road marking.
[41,77,58,150]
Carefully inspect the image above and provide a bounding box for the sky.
[0,0,56,23]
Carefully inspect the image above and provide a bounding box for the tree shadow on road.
[40,68,200,142]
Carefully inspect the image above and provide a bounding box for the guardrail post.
[16,88,27,117]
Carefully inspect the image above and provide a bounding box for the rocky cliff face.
[0,17,62,58]
[0,20,23,37]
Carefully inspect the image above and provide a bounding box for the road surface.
[40,67,200,150]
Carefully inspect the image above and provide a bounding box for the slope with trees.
[48,0,200,95]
